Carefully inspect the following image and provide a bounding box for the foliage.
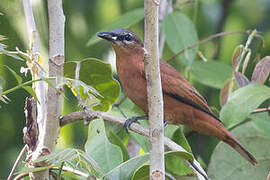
[1,0,270,179]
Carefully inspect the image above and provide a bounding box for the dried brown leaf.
[251,56,270,83]
[234,71,250,87]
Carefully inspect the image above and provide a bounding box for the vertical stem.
[144,0,165,179]
[22,0,47,179]
[44,0,65,151]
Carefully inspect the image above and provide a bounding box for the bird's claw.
[124,116,147,132]
[164,121,168,128]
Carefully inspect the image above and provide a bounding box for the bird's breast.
[116,57,148,112]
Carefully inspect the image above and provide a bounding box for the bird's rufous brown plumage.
[97,28,258,165]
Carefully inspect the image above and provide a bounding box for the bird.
[97,28,258,166]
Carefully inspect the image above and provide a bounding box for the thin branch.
[252,107,270,114]
[13,172,29,180]
[7,145,28,180]
[165,30,264,63]
[144,0,165,179]
[22,0,47,178]
[60,110,208,180]
[51,166,93,178]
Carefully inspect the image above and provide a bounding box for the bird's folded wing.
[140,60,220,121]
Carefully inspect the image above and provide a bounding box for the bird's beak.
[97,31,117,42]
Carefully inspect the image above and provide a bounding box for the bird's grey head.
[97,28,143,49]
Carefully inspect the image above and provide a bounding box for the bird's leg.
[124,115,147,132]
[164,121,168,128]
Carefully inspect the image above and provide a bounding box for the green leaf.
[107,130,130,162]
[172,128,192,154]
[87,8,144,46]
[85,119,123,173]
[208,120,270,180]
[165,151,194,177]
[129,120,150,153]
[5,65,22,84]
[132,164,149,180]
[252,112,270,138]
[103,153,149,180]
[190,61,233,89]
[163,12,198,66]
[220,83,270,128]
[132,151,194,180]
[33,148,104,177]
[64,58,120,111]
[22,86,40,104]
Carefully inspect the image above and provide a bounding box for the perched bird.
[97,28,258,165]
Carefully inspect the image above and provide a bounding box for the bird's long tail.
[223,131,258,166]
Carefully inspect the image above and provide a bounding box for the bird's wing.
[160,61,211,111]
[141,60,220,121]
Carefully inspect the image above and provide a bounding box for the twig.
[13,172,29,180]
[51,166,91,178]
[7,145,28,180]
[165,30,264,63]
[60,110,208,180]
[252,107,270,114]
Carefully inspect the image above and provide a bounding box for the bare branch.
[22,0,48,179]
[60,110,208,180]
[144,0,165,179]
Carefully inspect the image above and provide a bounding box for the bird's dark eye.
[124,34,132,41]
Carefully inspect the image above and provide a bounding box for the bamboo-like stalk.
[22,0,65,179]
[22,0,48,179]
[144,0,165,179]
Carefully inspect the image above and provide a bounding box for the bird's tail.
[223,131,258,166]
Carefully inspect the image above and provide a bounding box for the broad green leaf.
[132,165,173,180]
[208,120,270,180]
[164,124,179,139]
[190,61,233,89]
[132,151,194,180]
[132,164,149,180]
[220,83,270,128]
[163,12,198,66]
[5,65,22,84]
[252,112,270,138]
[165,151,194,177]
[64,58,120,111]
[129,120,150,153]
[172,128,192,154]
[85,119,123,173]
[33,148,104,177]
[22,86,40,104]
[87,8,144,46]
[103,153,149,180]
[107,130,130,162]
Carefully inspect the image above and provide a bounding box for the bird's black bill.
[97,32,116,42]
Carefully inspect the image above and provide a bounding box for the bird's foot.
[124,116,147,132]
[164,121,168,128]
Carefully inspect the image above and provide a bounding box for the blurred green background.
[0,0,270,178]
